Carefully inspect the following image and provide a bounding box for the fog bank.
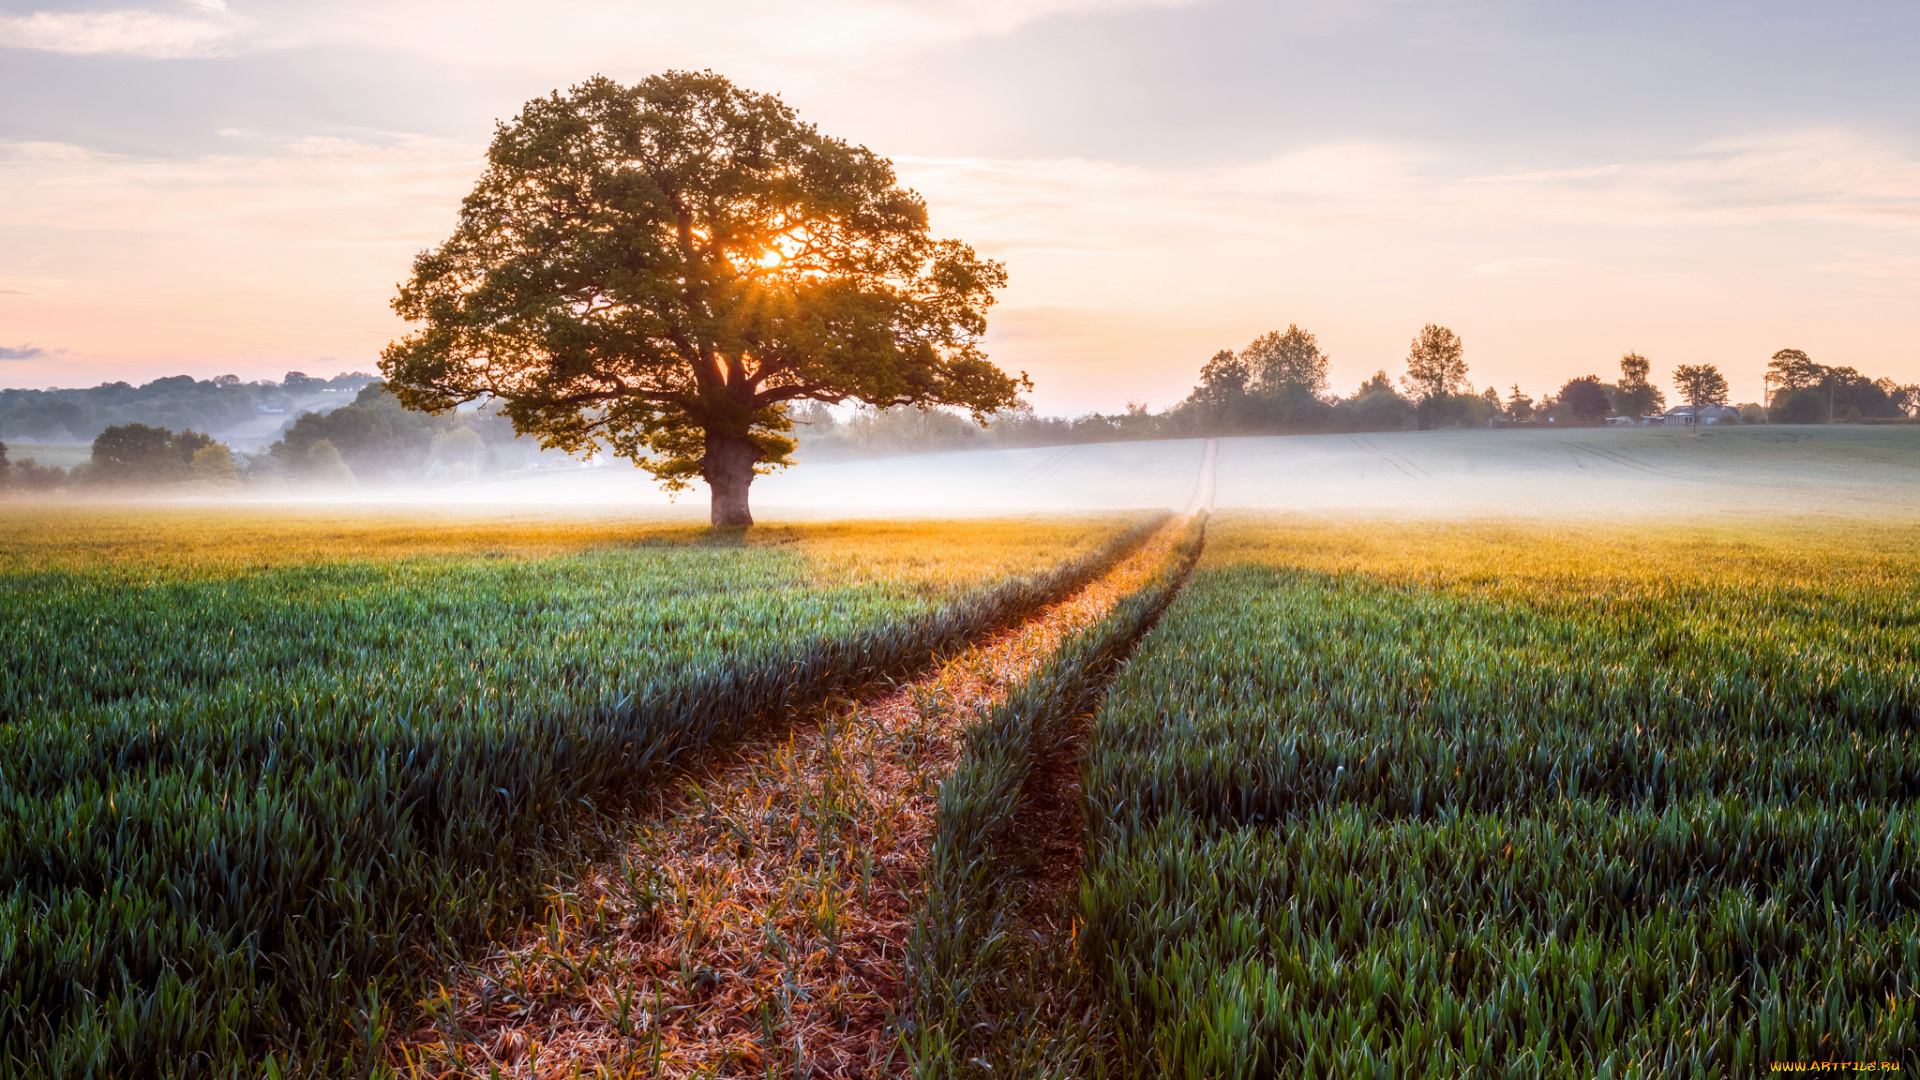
[29,424,1917,523]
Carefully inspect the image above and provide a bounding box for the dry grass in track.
[387,521,1187,1080]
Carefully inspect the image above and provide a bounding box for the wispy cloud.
[0,5,243,59]
[0,0,1197,72]
[0,345,47,360]
[901,128,1920,263]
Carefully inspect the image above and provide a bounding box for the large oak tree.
[381,72,1027,525]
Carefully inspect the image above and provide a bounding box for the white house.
[1652,404,1741,426]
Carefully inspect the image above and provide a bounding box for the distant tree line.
[1762,349,1917,423]
[262,381,531,485]
[1,425,242,495]
[793,327,1920,458]
[9,339,1916,491]
[0,370,375,444]
[1,382,552,497]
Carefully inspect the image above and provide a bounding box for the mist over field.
[109,424,1916,523]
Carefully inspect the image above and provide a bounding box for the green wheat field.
[4,429,1918,1077]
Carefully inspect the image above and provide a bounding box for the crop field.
[0,505,1152,1077]
[1214,424,1920,518]
[1077,514,1920,1075]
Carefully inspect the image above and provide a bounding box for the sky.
[2,0,1918,411]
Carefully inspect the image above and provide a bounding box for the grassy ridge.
[0,513,1153,1077]
[1077,516,1919,1075]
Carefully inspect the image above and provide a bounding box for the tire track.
[384,517,1193,1079]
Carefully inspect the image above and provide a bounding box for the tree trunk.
[703,431,759,527]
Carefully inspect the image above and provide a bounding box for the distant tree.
[1189,349,1250,411]
[381,71,1025,527]
[1613,352,1666,416]
[428,427,485,482]
[175,429,215,461]
[1880,379,1920,418]
[238,449,288,485]
[1242,325,1329,398]
[87,423,215,485]
[1765,349,1826,400]
[189,444,241,489]
[1355,370,1395,397]
[270,382,518,483]
[1401,324,1467,403]
[0,439,9,491]
[829,403,987,455]
[301,440,356,486]
[1824,367,1907,419]
[787,400,838,437]
[1504,385,1535,422]
[1770,388,1825,423]
[1672,364,1730,407]
[1337,371,1414,432]
[12,458,66,491]
[1558,376,1612,420]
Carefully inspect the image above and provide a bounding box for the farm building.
[1649,404,1742,426]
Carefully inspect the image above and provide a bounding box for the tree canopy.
[1614,352,1665,416]
[1672,364,1730,407]
[1241,325,1329,397]
[380,71,1026,525]
[1557,376,1612,421]
[1189,350,1249,411]
[1765,349,1824,394]
[1401,324,1467,403]
[1504,385,1536,422]
[88,423,214,486]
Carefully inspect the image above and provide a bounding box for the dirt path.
[387,520,1190,1079]
[1187,438,1218,514]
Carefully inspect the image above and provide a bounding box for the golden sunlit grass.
[384,520,1189,1079]
[0,504,694,571]
[1204,511,1920,590]
[0,503,1144,580]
